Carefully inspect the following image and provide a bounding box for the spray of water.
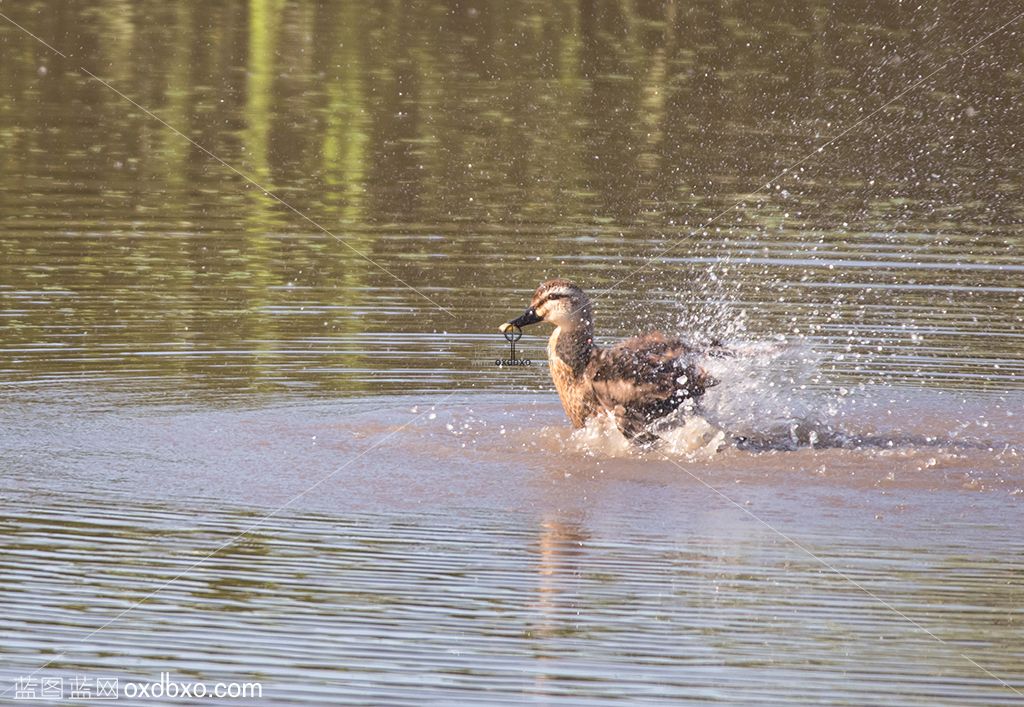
[569,272,864,457]
[562,339,853,458]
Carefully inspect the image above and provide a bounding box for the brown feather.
[587,332,712,442]
[508,279,728,444]
[547,328,598,427]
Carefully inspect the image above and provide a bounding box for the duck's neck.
[547,322,597,428]
[548,322,594,376]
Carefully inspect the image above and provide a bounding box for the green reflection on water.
[0,0,1021,399]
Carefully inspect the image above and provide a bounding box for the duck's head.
[499,279,592,334]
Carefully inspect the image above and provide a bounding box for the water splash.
[564,339,857,457]
[565,410,727,459]
[698,340,850,450]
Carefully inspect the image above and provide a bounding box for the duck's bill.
[498,307,542,333]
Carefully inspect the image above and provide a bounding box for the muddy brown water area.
[1,1,1023,704]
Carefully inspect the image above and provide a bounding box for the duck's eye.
[546,293,566,301]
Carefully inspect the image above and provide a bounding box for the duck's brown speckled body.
[547,325,599,427]
[500,279,723,444]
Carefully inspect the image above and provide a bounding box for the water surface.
[1,1,1023,704]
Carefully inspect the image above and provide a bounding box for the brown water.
[1,1,1023,704]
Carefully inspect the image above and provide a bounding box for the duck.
[499,279,725,445]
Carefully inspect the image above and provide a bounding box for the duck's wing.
[587,332,715,443]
